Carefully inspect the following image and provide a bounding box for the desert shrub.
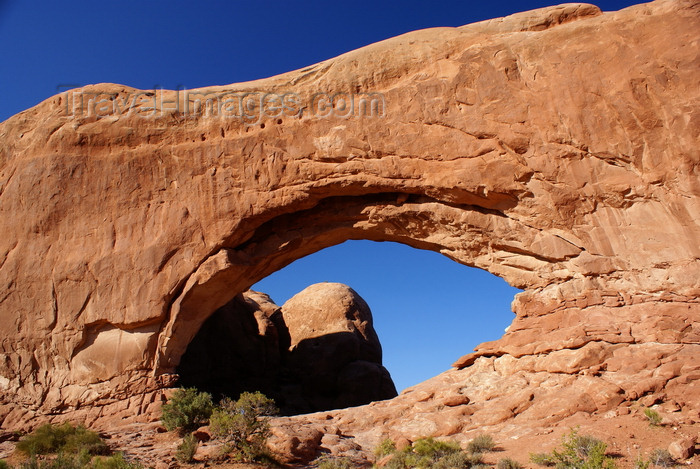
[530,453,555,466]
[209,391,278,462]
[161,388,214,434]
[529,428,615,469]
[312,455,358,468]
[48,453,83,469]
[384,437,479,469]
[13,453,82,469]
[644,408,662,427]
[175,433,198,463]
[90,453,144,469]
[9,451,143,469]
[91,453,142,469]
[467,434,495,453]
[16,423,108,457]
[649,449,674,468]
[18,456,40,469]
[412,437,460,458]
[374,438,397,458]
[498,457,524,469]
[432,451,482,469]
[634,450,676,469]
[572,435,607,458]
[384,451,419,469]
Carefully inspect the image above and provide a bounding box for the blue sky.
[1,0,641,392]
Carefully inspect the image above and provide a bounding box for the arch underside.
[155,191,585,376]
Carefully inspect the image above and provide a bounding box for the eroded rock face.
[0,0,697,440]
[177,284,396,414]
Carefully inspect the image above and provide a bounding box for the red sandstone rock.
[442,395,470,407]
[281,283,397,412]
[192,426,211,443]
[177,284,396,414]
[268,424,324,463]
[668,437,696,460]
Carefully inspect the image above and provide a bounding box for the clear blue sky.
[1,0,641,392]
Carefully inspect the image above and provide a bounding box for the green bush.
[530,453,555,466]
[16,423,108,457]
[13,453,83,469]
[384,437,480,469]
[498,457,524,469]
[176,434,198,463]
[467,434,495,453]
[644,408,662,427]
[529,428,616,469]
[374,438,397,458]
[7,451,143,469]
[312,455,358,468]
[412,437,460,458]
[55,453,87,469]
[572,435,607,458]
[91,453,144,469]
[649,449,674,468]
[432,451,482,469]
[20,454,68,469]
[161,388,214,434]
[209,391,278,462]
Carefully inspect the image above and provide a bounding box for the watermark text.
[58,85,386,124]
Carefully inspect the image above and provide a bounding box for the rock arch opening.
[176,282,398,415]
[252,240,521,393]
[173,238,521,415]
[155,191,574,386]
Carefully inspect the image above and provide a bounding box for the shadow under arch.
[154,191,581,380]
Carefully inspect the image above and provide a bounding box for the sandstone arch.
[0,0,698,429]
[155,192,581,378]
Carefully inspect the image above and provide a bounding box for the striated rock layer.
[0,0,698,446]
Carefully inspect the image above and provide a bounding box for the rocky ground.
[1,406,696,469]
[1,366,697,468]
